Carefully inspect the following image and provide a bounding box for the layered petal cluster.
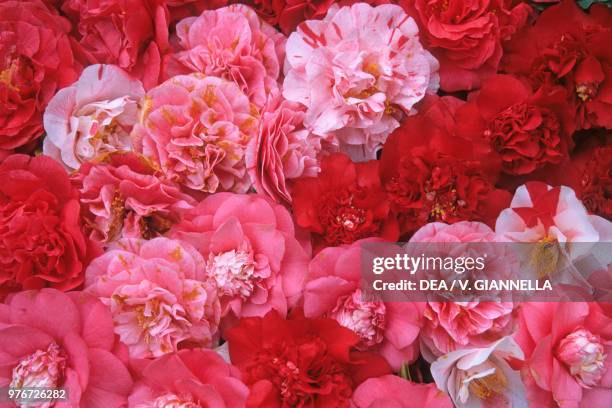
[283,3,439,161]
[85,237,221,358]
[132,74,259,194]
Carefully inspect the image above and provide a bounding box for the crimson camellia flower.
[379,95,511,236]
[0,154,98,300]
[0,0,85,154]
[455,75,574,176]
[291,153,399,250]
[503,0,612,130]
[226,309,391,407]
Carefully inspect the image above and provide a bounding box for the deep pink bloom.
[170,192,310,332]
[303,239,421,370]
[85,237,221,358]
[132,74,259,194]
[0,289,133,407]
[128,349,248,407]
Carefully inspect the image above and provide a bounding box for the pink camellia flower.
[431,336,528,408]
[283,3,439,161]
[128,349,248,407]
[132,74,259,194]
[351,374,453,408]
[85,237,221,358]
[496,182,612,256]
[74,151,196,244]
[0,289,133,407]
[515,302,612,407]
[165,4,286,109]
[303,238,421,370]
[43,64,144,171]
[408,222,516,360]
[246,90,325,205]
[170,192,310,332]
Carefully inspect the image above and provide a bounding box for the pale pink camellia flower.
[43,64,145,171]
[132,74,259,194]
[165,4,286,109]
[128,349,248,408]
[515,302,612,407]
[351,374,453,408]
[84,237,221,359]
[283,3,439,161]
[431,336,528,408]
[170,192,310,332]
[408,222,516,360]
[74,151,196,244]
[302,238,421,370]
[0,289,133,407]
[246,90,326,205]
[496,182,612,257]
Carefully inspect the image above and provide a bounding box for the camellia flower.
[0,289,133,407]
[226,309,391,407]
[61,0,169,89]
[303,239,421,370]
[128,349,248,407]
[400,0,531,92]
[503,0,612,130]
[85,237,221,358]
[409,222,516,360]
[495,182,612,251]
[283,3,439,161]
[515,302,612,406]
[246,90,325,205]
[431,336,528,408]
[291,153,399,250]
[43,64,145,171]
[351,375,453,408]
[132,74,259,194]
[380,95,511,236]
[455,75,574,176]
[0,0,85,154]
[74,151,196,244]
[166,4,286,109]
[170,192,310,331]
[0,155,98,300]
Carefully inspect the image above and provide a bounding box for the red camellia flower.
[0,0,84,154]
[291,153,399,251]
[62,0,170,89]
[455,75,574,176]
[400,0,531,92]
[380,95,512,236]
[503,0,612,130]
[226,309,391,407]
[0,155,98,300]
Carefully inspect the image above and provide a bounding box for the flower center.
[318,189,378,245]
[0,58,20,92]
[576,82,599,102]
[150,393,201,408]
[10,342,66,389]
[330,289,386,348]
[557,328,607,388]
[206,248,256,298]
[467,368,508,401]
[529,235,561,278]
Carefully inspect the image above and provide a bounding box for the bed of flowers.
[0,0,611,406]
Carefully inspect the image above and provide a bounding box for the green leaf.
[577,0,612,9]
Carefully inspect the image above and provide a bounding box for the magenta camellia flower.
[557,328,607,388]
[84,237,221,358]
[43,64,144,171]
[246,90,326,204]
[408,222,516,360]
[128,349,248,407]
[170,192,310,331]
[303,238,421,370]
[0,289,133,407]
[74,151,196,244]
[166,4,286,109]
[132,74,259,194]
[283,3,439,161]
